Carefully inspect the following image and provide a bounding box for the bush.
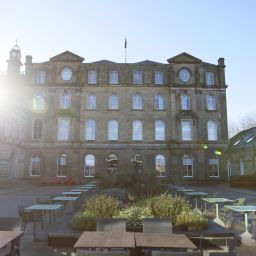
[175,211,208,231]
[82,195,120,218]
[150,195,191,222]
[71,212,96,231]
[116,206,152,232]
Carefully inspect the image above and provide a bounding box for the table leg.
[240,212,255,244]
[213,203,226,226]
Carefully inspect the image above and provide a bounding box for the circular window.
[179,68,190,83]
[61,67,73,81]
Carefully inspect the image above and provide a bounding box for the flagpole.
[124,37,127,63]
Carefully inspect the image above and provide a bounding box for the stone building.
[224,127,256,178]
[0,45,229,181]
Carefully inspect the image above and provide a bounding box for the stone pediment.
[176,110,198,119]
[50,51,84,63]
[167,52,201,64]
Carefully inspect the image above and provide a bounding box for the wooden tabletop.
[135,233,197,249]
[74,231,135,249]
[0,231,23,248]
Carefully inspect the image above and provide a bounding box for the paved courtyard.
[0,180,256,255]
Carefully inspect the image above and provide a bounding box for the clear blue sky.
[0,0,255,124]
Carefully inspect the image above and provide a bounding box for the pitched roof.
[167,52,202,64]
[50,51,84,63]
[134,60,163,65]
[88,60,116,64]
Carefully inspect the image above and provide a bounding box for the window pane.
[33,119,42,139]
[58,119,70,140]
[208,157,219,177]
[206,72,214,86]
[36,71,46,85]
[155,94,164,110]
[87,93,96,109]
[88,70,97,84]
[57,154,68,176]
[133,120,143,140]
[30,155,40,176]
[155,120,165,140]
[84,154,95,177]
[109,71,118,85]
[181,120,192,141]
[181,94,190,110]
[207,120,218,141]
[109,94,118,109]
[33,94,45,110]
[156,155,166,177]
[60,94,71,109]
[133,71,142,84]
[133,93,142,109]
[154,71,163,85]
[108,120,118,140]
[86,119,96,140]
[183,155,193,177]
[207,95,216,110]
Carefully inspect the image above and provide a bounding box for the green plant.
[150,195,191,222]
[71,212,96,231]
[175,211,208,231]
[82,195,120,218]
[116,206,152,231]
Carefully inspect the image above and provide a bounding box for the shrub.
[116,206,152,232]
[82,195,120,218]
[150,195,191,222]
[71,212,96,231]
[175,211,208,231]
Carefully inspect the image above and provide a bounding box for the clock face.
[179,68,190,83]
[61,67,73,81]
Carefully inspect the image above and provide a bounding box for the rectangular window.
[240,157,245,175]
[154,71,163,85]
[88,70,97,84]
[109,71,118,85]
[206,72,215,86]
[208,158,219,177]
[60,94,71,109]
[30,156,40,176]
[183,158,193,177]
[207,95,216,110]
[133,71,142,85]
[181,120,192,141]
[57,119,70,140]
[36,71,46,85]
[181,95,190,110]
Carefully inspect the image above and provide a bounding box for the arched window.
[155,120,165,141]
[207,94,216,111]
[85,119,96,140]
[109,93,118,109]
[57,153,67,177]
[183,154,193,177]
[33,93,45,110]
[106,154,118,173]
[207,120,218,141]
[208,155,219,177]
[60,93,71,109]
[84,154,95,177]
[156,155,166,177]
[30,154,40,176]
[133,120,143,141]
[33,119,43,140]
[180,94,190,110]
[131,154,143,174]
[87,93,96,109]
[108,120,118,141]
[155,94,164,110]
[133,93,142,109]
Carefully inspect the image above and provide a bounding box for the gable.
[50,51,85,63]
[167,52,201,64]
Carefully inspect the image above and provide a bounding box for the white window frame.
[181,120,192,141]
[30,155,40,176]
[85,119,96,140]
[88,70,97,84]
[57,118,70,141]
[206,71,215,86]
[87,93,96,110]
[36,70,46,85]
[108,120,118,141]
[34,94,45,110]
[154,71,164,85]
[183,155,193,177]
[208,157,219,177]
[133,120,143,141]
[155,120,165,141]
[60,94,71,109]
[207,120,218,141]
[181,94,190,110]
[109,71,118,85]
[84,154,95,177]
[133,71,142,85]
[133,93,142,110]
[155,94,164,110]
[57,154,68,177]
[207,95,216,111]
[155,155,166,177]
[109,93,118,109]
[33,119,43,140]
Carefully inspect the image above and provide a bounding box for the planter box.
[229,175,256,188]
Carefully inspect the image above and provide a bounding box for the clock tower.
[7,43,22,77]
